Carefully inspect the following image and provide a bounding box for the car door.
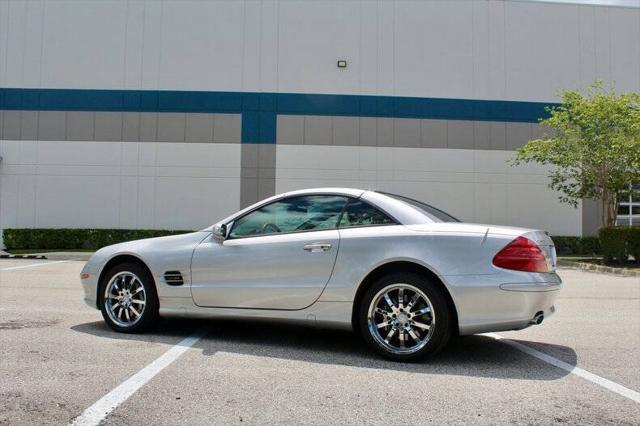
[190,194,349,310]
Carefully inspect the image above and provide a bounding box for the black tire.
[358,272,452,362]
[99,262,159,333]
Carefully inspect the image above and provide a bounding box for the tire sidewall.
[99,262,159,333]
[358,272,451,362]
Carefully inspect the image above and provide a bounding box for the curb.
[34,252,93,261]
[557,260,640,277]
[0,252,93,261]
[0,254,47,260]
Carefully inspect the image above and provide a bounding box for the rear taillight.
[492,236,550,273]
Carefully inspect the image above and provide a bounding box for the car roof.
[214,187,435,227]
[211,188,368,227]
[280,187,366,198]
[278,188,455,225]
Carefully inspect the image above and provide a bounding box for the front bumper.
[80,262,100,309]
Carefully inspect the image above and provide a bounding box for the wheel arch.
[351,260,459,334]
[96,254,155,308]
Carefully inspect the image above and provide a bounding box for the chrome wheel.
[367,283,435,355]
[104,271,147,328]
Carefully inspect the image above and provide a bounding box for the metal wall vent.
[163,270,184,286]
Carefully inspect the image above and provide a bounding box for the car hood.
[84,231,211,274]
[102,231,210,253]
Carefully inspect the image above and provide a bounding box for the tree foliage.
[512,81,640,227]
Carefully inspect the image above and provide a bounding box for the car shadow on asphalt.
[72,317,576,381]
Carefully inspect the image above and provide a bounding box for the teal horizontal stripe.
[0,88,556,143]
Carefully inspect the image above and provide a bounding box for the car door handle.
[303,243,332,252]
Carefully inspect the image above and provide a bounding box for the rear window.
[338,199,396,228]
[378,192,460,223]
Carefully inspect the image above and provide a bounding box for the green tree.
[512,82,640,227]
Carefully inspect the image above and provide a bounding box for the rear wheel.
[99,262,159,333]
[358,272,451,361]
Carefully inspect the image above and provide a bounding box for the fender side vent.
[163,270,184,286]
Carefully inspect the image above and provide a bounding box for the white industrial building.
[1,0,639,247]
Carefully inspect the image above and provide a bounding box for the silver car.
[80,188,561,361]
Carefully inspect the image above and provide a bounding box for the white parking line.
[71,328,207,426]
[488,333,640,404]
[68,329,637,425]
[0,260,74,271]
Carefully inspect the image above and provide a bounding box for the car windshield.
[378,192,460,223]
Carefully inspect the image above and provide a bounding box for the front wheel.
[99,262,159,333]
[358,272,452,361]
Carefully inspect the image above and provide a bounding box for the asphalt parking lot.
[1,259,638,425]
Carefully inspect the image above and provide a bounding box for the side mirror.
[212,224,227,241]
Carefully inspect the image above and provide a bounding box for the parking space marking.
[1,260,74,271]
[71,328,208,426]
[488,333,640,404]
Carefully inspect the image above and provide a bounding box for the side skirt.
[158,298,354,331]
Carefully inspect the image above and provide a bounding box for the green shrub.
[627,227,640,264]
[2,228,192,250]
[3,228,635,262]
[551,236,601,256]
[598,227,632,264]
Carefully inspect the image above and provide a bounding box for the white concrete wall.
[0,140,241,232]
[275,145,582,236]
[1,0,639,244]
[1,0,638,99]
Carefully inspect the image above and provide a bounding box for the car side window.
[338,199,396,228]
[229,195,348,238]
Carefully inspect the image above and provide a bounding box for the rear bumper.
[458,290,559,335]
[445,271,562,335]
[499,281,561,292]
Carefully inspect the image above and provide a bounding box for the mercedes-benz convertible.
[80,188,560,361]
